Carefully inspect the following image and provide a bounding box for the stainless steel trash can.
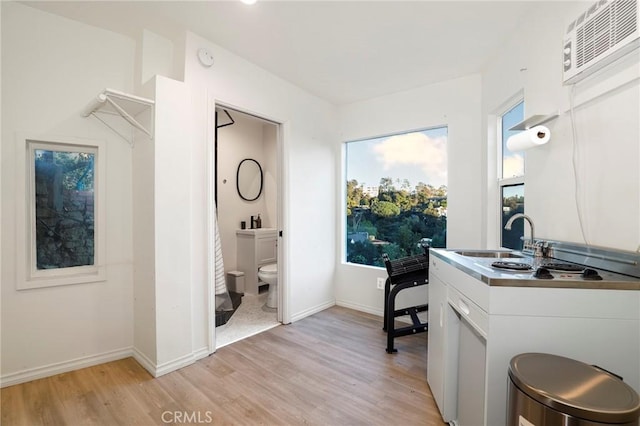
[507,353,640,426]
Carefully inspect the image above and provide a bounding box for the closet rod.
[216,109,235,129]
[82,89,154,145]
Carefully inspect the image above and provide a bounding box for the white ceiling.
[22,0,539,105]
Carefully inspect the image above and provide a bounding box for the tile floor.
[215,292,280,348]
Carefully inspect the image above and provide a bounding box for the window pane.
[501,184,524,250]
[501,101,524,178]
[345,128,447,267]
[34,149,95,269]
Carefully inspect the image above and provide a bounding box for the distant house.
[347,232,389,246]
[362,186,379,197]
[348,232,370,244]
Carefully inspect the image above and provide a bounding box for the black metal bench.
[382,248,429,353]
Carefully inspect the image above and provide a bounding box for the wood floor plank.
[1,306,445,425]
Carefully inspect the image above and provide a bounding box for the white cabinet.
[429,255,488,425]
[427,258,453,421]
[427,250,640,426]
[449,284,487,426]
[236,228,277,295]
[484,286,640,426]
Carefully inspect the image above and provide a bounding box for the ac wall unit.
[562,0,639,85]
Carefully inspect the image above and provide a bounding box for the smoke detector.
[197,48,214,68]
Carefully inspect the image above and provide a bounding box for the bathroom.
[214,106,281,348]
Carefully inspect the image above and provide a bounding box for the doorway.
[208,102,285,351]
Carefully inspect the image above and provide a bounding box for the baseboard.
[132,347,157,377]
[154,353,197,377]
[0,347,132,388]
[192,346,210,361]
[290,300,336,322]
[2,345,209,387]
[335,299,383,317]
[133,348,198,378]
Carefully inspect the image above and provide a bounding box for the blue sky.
[346,127,448,190]
[502,101,525,178]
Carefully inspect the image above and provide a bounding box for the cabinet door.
[457,316,487,426]
[427,272,448,421]
[256,236,277,264]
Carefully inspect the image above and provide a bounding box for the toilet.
[257,263,278,308]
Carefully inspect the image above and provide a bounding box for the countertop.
[430,248,640,290]
[236,228,277,236]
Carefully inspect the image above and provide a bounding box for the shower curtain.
[214,211,233,312]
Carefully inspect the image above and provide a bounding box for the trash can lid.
[509,353,640,423]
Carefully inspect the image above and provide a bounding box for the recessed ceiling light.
[241,0,257,5]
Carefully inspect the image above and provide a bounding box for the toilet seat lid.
[260,263,277,273]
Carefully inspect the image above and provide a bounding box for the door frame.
[206,95,290,354]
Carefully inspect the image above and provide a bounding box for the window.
[34,148,96,269]
[16,136,105,289]
[501,184,525,250]
[498,100,525,249]
[345,127,448,267]
[501,101,525,179]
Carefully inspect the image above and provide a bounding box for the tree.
[346,179,364,216]
[347,240,379,265]
[371,200,400,218]
[379,177,395,193]
[36,150,94,191]
[345,178,448,265]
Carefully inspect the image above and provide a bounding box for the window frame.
[496,96,525,249]
[342,126,448,268]
[16,134,106,290]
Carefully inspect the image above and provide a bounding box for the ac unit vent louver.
[563,0,639,84]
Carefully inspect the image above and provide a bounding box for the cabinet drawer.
[448,284,488,338]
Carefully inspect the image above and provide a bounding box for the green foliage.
[371,200,400,218]
[36,150,95,191]
[346,179,363,216]
[346,177,447,266]
[347,241,381,265]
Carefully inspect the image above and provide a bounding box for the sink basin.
[454,250,524,259]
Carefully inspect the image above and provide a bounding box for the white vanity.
[236,228,277,295]
[427,246,640,426]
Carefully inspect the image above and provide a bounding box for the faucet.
[504,213,540,255]
[250,215,261,229]
[504,213,534,241]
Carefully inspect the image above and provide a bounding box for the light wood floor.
[1,306,445,425]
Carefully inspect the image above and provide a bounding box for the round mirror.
[236,158,263,201]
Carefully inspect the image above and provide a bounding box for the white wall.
[482,1,640,252]
[153,76,197,372]
[216,111,277,273]
[480,0,640,400]
[263,124,278,228]
[1,3,135,385]
[334,75,483,315]
[183,32,338,329]
[132,82,157,367]
[4,0,637,387]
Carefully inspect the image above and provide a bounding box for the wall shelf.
[82,88,154,146]
[509,113,558,131]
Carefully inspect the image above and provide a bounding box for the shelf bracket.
[82,89,154,147]
[509,113,558,131]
